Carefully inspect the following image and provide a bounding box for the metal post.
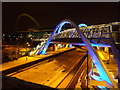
[87,51,89,89]
[26,32,27,61]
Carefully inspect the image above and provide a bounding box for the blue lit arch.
[37,19,117,88]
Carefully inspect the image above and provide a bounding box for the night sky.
[2,2,119,35]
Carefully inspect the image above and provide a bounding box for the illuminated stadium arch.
[16,13,41,29]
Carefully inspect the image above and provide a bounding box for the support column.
[104,47,109,53]
[54,44,58,52]
[65,44,69,48]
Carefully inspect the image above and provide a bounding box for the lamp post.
[26,32,28,61]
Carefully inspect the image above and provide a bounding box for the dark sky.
[2,2,120,34]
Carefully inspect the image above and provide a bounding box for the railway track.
[2,47,90,89]
[2,47,76,75]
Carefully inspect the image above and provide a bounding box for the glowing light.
[97,86,107,89]
[57,21,70,33]
[3,34,5,36]
[69,44,73,48]
[96,46,100,49]
[28,44,30,46]
[58,44,63,48]
[73,43,110,47]
[78,23,87,27]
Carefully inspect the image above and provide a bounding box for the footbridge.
[32,19,119,88]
